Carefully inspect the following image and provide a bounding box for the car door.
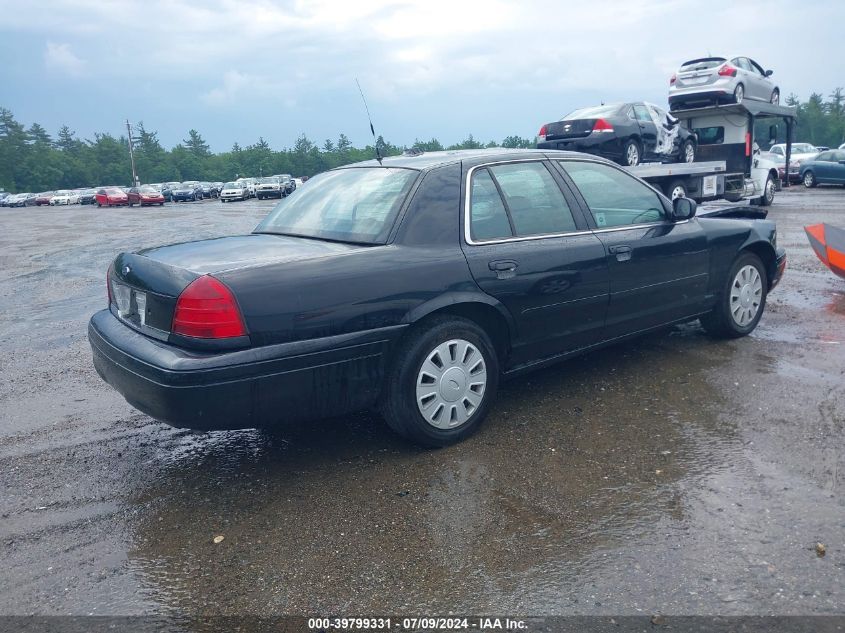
[631,103,657,157]
[833,151,845,183]
[739,57,765,100]
[460,159,610,366]
[813,151,835,181]
[554,159,711,339]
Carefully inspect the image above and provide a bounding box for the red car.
[127,186,165,207]
[35,192,55,206]
[95,187,129,207]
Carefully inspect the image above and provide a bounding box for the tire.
[803,171,817,188]
[381,316,499,447]
[700,252,767,339]
[159,202,163,206]
[771,89,780,105]
[759,174,775,206]
[621,138,642,167]
[733,83,744,104]
[680,139,695,164]
[664,179,688,200]
[222,198,227,203]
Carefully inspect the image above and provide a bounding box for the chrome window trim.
[464,157,677,246]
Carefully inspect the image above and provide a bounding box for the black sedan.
[171,183,203,202]
[89,149,785,447]
[537,102,697,167]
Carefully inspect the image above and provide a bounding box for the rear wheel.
[733,83,745,104]
[771,89,780,105]
[621,139,642,167]
[700,252,767,338]
[803,171,817,188]
[381,316,499,447]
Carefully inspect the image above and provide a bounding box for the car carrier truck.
[624,101,797,206]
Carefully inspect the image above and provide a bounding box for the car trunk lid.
[109,233,364,339]
[544,118,596,140]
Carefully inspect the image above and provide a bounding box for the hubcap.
[684,143,695,163]
[416,339,487,429]
[671,186,686,200]
[804,173,813,187]
[766,179,775,201]
[729,265,763,327]
[772,91,779,104]
[627,144,639,166]
[735,85,743,103]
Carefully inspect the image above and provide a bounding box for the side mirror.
[672,196,697,220]
[765,69,773,77]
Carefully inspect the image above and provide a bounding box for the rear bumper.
[537,135,624,159]
[88,309,405,430]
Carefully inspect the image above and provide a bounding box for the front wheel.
[760,174,775,206]
[771,89,780,105]
[803,171,817,188]
[621,139,641,167]
[664,179,688,200]
[680,139,695,164]
[700,252,767,338]
[381,316,499,447]
[733,83,744,104]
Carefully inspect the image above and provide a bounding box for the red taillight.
[592,118,614,133]
[538,124,547,139]
[745,132,751,157]
[172,275,246,339]
[718,64,737,77]
[669,74,677,85]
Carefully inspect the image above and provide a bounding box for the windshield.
[223,182,239,189]
[562,104,622,120]
[254,167,418,244]
[258,177,279,184]
[792,144,817,153]
[140,186,158,193]
[106,188,124,195]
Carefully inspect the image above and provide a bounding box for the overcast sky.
[2,0,843,151]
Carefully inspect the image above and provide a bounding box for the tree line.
[0,107,533,193]
[2,89,843,193]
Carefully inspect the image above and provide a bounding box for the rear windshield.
[254,167,418,244]
[562,104,622,120]
[680,57,725,70]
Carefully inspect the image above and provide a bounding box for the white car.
[769,143,819,166]
[292,177,304,188]
[50,190,79,205]
[669,55,780,110]
[220,181,250,202]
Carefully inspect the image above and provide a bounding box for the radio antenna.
[355,78,382,165]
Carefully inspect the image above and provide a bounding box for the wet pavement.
[0,188,843,617]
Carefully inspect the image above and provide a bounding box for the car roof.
[341,148,603,171]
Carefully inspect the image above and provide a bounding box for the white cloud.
[201,71,253,106]
[43,41,86,76]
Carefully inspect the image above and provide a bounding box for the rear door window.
[468,162,579,241]
[559,161,666,228]
[469,169,512,241]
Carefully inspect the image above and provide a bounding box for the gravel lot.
[0,188,843,617]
